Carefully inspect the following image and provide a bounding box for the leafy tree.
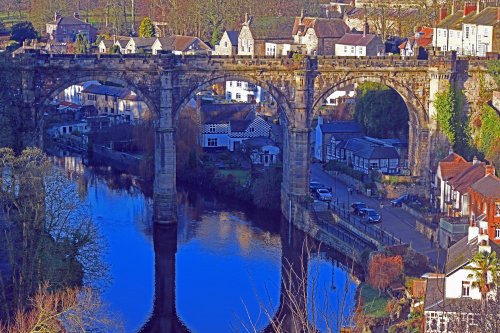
[465,251,500,308]
[74,33,90,54]
[434,88,457,145]
[110,44,121,54]
[354,82,409,139]
[10,21,37,43]
[478,104,500,167]
[250,167,282,211]
[138,16,155,37]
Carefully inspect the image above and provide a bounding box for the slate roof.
[130,37,157,48]
[342,137,400,160]
[470,174,500,199]
[115,38,130,48]
[292,17,348,38]
[336,33,379,47]
[319,121,362,134]
[246,16,295,40]
[436,10,473,30]
[156,35,210,52]
[444,235,478,275]
[463,6,500,26]
[226,31,239,45]
[242,136,276,148]
[424,273,480,312]
[201,103,254,124]
[82,84,130,98]
[48,16,92,26]
[448,162,486,194]
[100,39,114,48]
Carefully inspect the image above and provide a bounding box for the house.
[435,152,472,215]
[291,13,349,55]
[60,80,100,105]
[399,26,433,59]
[200,102,271,151]
[114,37,131,54]
[98,39,115,53]
[214,30,239,55]
[462,6,500,56]
[322,84,356,107]
[124,37,157,54]
[238,14,295,57]
[468,168,500,244]
[314,117,362,162]
[225,81,267,103]
[151,35,211,55]
[242,137,280,166]
[49,121,89,137]
[432,5,476,54]
[81,84,150,122]
[332,136,402,174]
[46,12,97,43]
[334,25,384,57]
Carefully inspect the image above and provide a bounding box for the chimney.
[448,147,454,155]
[54,12,61,21]
[244,13,248,24]
[73,12,80,19]
[439,7,448,22]
[473,156,479,165]
[452,0,456,15]
[497,7,500,21]
[464,2,477,17]
[477,0,480,15]
[485,165,496,176]
[364,18,369,37]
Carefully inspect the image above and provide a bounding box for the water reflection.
[50,154,359,333]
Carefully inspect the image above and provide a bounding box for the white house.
[151,35,211,55]
[199,102,272,151]
[433,7,468,54]
[61,80,100,104]
[98,39,114,53]
[334,31,384,57]
[462,6,500,56]
[225,81,267,103]
[124,37,156,54]
[242,137,280,166]
[322,84,356,106]
[49,121,89,137]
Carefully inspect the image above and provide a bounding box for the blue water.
[55,156,357,333]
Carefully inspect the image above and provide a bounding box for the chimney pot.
[497,7,500,21]
[485,165,495,176]
[473,156,479,165]
[74,12,80,19]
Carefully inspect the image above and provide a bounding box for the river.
[52,154,358,333]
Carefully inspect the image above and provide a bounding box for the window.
[207,138,218,147]
[224,42,227,47]
[462,281,470,297]
[237,81,242,87]
[226,92,232,99]
[209,124,216,133]
[351,46,355,54]
[465,26,470,39]
[249,127,255,132]
[236,93,241,99]
[370,162,379,170]
[344,45,347,53]
[496,228,500,239]
[496,203,500,216]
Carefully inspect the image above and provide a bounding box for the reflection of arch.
[38,75,160,118]
[311,75,428,128]
[174,74,293,126]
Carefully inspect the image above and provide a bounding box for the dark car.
[391,194,409,207]
[359,208,381,223]
[351,202,366,215]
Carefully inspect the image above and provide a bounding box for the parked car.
[351,202,366,215]
[359,208,381,223]
[391,194,409,207]
[309,181,331,194]
[316,188,333,201]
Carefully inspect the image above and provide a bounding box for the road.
[310,163,446,268]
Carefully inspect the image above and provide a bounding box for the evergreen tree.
[10,21,37,43]
[138,17,155,37]
[74,33,90,54]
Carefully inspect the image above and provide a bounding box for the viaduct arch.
[14,52,480,223]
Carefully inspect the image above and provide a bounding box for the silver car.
[316,188,333,201]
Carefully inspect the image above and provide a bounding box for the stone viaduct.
[12,52,488,223]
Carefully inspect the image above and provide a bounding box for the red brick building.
[468,166,500,244]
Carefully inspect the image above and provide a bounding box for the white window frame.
[207,138,218,147]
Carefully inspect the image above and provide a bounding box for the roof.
[448,162,486,194]
[47,15,93,27]
[347,6,418,20]
[156,35,210,52]
[320,121,362,134]
[436,10,473,30]
[438,153,471,181]
[292,17,348,38]
[399,27,433,49]
[129,37,157,48]
[342,137,400,160]
[242,136,277,149]
[464,6,500,26]
[115,38,130,48]
[59,101,82,108]
[201,103,254,124]
[225,31,239,45]
[423,274,480,312]
[336,33,379,47]
[100,39,114,48]
[82,84,130,98]
[245,16,295,40]
[445,236,478,275]
[230,119,252,132]
[470,174,500,199]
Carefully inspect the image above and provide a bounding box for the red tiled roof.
[438,153,471,180]
[448,162,486,194]
[441,152,467,163]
